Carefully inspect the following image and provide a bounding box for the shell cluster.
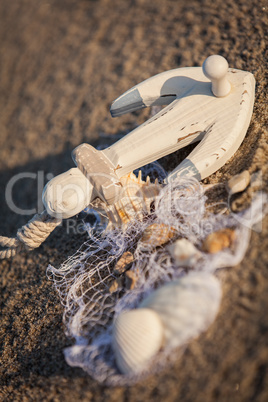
[112,272,221,375]
[91,171,162,230]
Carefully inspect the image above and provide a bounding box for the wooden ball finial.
[202,55,231,97]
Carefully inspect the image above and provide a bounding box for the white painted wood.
[72,143,121,204]
[107,56,255,182]
[42,168,94,219]
[202,55,231,97]
[43,56,255,219]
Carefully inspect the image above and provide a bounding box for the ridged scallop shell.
[140,273,221,349]
[112,308,164,375]
[91,171,162,230]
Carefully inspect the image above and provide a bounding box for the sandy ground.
[0,0,267,400]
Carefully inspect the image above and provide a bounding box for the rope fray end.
[0,211,62,259]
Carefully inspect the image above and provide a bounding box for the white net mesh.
[47,165,267,385]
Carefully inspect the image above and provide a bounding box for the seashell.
[202,228,236,254]
[91,171,162,230]
[167,238,201,267]
[226,170,250,195]
[114,251,134,275]
[140,273,221,349]
[139,223,177,249]
[112,308,164,375]
[42,168,93,219]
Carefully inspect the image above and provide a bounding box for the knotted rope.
[0,211,62,259]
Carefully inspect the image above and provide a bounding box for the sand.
[0,0,267,400]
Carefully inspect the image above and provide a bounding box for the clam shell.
[42,168,93,219]
[112,308,164,375]
[140,273,221,349]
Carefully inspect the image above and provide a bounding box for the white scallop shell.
[112,308,164,375]
[140,273,221,349]
[42,168,93,219]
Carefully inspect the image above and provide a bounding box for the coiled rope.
[0,211,62,259]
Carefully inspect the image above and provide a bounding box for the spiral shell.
[112,308,164,375]
[139,222,177,249]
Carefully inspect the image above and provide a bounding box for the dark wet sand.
[0,0,267,400]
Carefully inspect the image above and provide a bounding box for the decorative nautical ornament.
[44,54,255,221]
[110,54,255,183]
[0,55,255,257]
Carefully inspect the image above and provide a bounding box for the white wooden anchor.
[43,55,255,221]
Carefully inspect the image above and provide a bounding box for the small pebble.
[109,278,123,293]
[114,251,134,275]
[203,228,236,254]
[125,270,138,290]
[227,170,250,195]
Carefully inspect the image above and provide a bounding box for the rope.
[0,211,62,259]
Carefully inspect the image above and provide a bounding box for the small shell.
[139,223,177,249]
[202,228,236,254]
[112,308,164,375]
[167,238,201,267]
[114,251,134,275]
[140,273,221,349]
[42,168,93,219]
[227,170,250,195]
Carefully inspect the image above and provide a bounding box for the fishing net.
[47,161,267,385]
